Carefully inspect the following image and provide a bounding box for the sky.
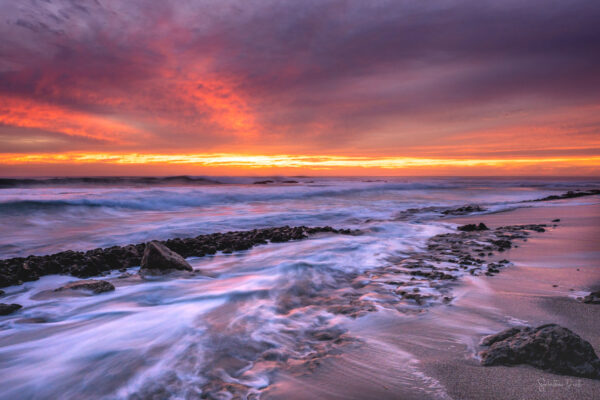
[1,0,599,176]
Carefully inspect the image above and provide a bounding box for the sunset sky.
[1,0,599,176]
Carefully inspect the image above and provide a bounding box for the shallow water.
[0,177,598,399]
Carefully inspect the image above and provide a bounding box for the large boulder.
[480,324,600,379]
[139,241,193,276]
[0,303,22,315]
[55,279,115,294]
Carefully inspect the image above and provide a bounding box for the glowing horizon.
[2,153,599,176]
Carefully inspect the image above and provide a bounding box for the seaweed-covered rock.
[0,303,22,315]
[480,324,600,379]
[139,241,193,276]
[55,279,115,294]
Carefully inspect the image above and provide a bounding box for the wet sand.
[265,199,600,400]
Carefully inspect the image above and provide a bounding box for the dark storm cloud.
[0,0,599,155]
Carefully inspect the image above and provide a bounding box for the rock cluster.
[458,223,489,232]
[530,189,600,202]
[480,324,600,379]
[0,225,356,288]
[356,223,549,308]
[54,279,115,294]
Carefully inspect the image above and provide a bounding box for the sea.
[0,176,598,399]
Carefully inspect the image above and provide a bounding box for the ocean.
[0,176,598,399]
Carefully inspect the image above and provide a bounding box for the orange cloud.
[174,76,258,137]
[0,96,145,143]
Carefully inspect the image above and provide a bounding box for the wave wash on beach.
[0,177,599,399]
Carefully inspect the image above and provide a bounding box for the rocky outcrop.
[0,225,356,288]
[583,291,600,304]
[480,324,600,379]
[0,303,22,315]
[55,279,115,294]
[458,223,489,232]
[139,241,193,276]
[529,189,600,202]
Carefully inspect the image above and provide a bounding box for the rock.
[0,303,22,315]
[0,225,352,288]
[552,218,561,222]
[253,180,274,184]
[55,279,115,294]
[0,290,4,296]
[442,205,485,215]
[531,189,600,202]
[139,241,193,276]
[583,291,600,304]
[492,239,512,251]
[458,223,489,232]
[480,324,600,379]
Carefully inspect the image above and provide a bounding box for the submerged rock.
[480,324,600,379]
[55,279,115,294]
[583,291,600,304]
[0,303,22,315]
[139,241,193,276]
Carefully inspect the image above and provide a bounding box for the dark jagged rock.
[552,218,561,222]
[0,225,355,288]
[0,303,22,315]
[491,239,512,251]
[583,291,600,304]
[55,279,115,294]
[139,241,193,276]
[480,324,600,379]
[442,204,485,215]
[528,189,600,202]
[458,223,489,232]
[253,180,274,184]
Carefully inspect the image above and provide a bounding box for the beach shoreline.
[265,198,600,400]
[1,187,599,399]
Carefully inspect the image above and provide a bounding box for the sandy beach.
[265,199,600,400]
